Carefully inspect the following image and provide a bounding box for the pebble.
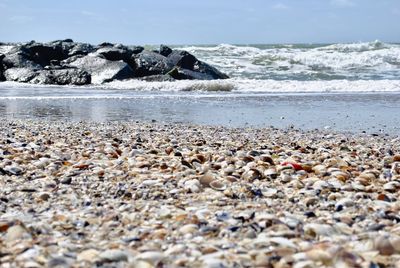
[0,120,399,267]
[98,249,128,263]
[77,249,99,262]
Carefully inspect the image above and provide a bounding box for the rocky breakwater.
[0,40,228,85]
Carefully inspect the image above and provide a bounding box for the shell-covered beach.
[1,120,400,267]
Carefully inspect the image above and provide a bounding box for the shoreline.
[1,89,400,136]
[1,120,400,267]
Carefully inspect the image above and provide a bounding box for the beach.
[1,119,400,267]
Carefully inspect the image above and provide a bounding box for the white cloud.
[330,0,355,7]
[272,3,289,10]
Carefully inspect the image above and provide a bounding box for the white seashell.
[136,251,165,266]
[384,181,400,192]
[312,164,327,175]
[199,172,215,187]
[209,180,227,191]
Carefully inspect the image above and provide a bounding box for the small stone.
[61,177,72,185]
[98,249,128,263]
[77,249,99,262]
[5,225,30,242]
[136,251,165,266]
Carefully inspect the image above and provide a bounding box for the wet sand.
[0,88,399,135]
[1,120,400,267]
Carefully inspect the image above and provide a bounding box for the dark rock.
[61,177,72,185]
[159,45,173,57]
[167,67,219,80]
[167,50,197,70]
[98,42,114,47]
[0,54,4,81]
[68,43,95,57]
[167,50,229,79]
[30,68,91,85]
[0,40,228,84]
[134,50,173,77]
[131,46,144,54]
[95,46,134,64]
[2,46,42,69]
[25,42,70,66]
[70,55,134,83]
[4,67,39,83]
[194,61,229,79]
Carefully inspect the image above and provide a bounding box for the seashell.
[179,224,198,235]
[261,188,278,198]
[351,182,365,192]
[312,180,329,190]
[359,171,377,180]
[280,173,292,183]
[165,147,173,155]
[305,197,319,206]
[223,165,235,175]
[281,162,303,171]
[331,170,350,181]
[264,168,277,179]
[336,198,354,208]
[77,249,99,262]
[136,251,165,266]
[393,155,400,162]
[209,180,227,191]
[260,155,274,165]
[304,223,335,237]
[225,176,239,183]
[199,173,215,187]
[195,154,207,163]
[242,168,263,181]
[384,181,400,192]
[391,162,400,175]
[184,179,201,193]
[374,236,395,255]
[312,164,327,175]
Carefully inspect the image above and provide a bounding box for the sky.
[0,0,399,45]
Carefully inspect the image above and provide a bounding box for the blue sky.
[0,0,399,44]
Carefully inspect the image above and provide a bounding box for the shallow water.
[0,85,399,135]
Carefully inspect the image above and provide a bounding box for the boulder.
[30,68,91,85]
[134,50,173,77]
[193,61,229,79]
[2,46,42,69]
[0,53,5,81]
[131,46,144,55]
[4,67,38,83]
[159,45,173,57]
[70,55,134,84]
[167,50,229,79]
[0,40,228,84]
[168,67,217,80]
[68,43,95,57]
[25,42,71,66]
[95,46,134,65]
[167,50,197,70]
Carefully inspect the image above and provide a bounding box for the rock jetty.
[0,39,228,85]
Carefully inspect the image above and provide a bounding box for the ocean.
[0,41,399,134]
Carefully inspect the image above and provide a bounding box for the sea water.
[0,41,399,134]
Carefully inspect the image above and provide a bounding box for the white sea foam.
[103,78,400,93]
[179,41,400,80]
[1,79,399,96]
